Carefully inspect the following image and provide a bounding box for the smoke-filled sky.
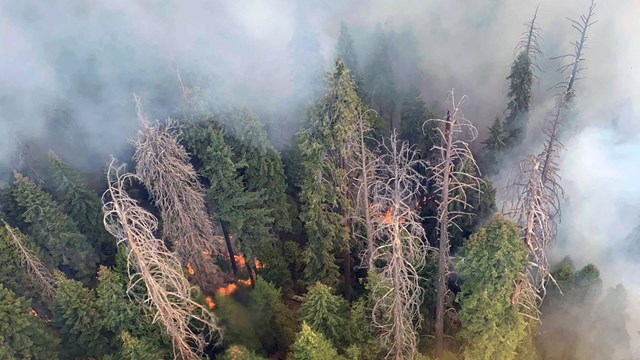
[1,0,640,350]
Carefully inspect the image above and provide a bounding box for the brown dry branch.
[2,221,56,303]
[370,131,429,360]
[428,91,481,357]
[345,109,380,270]
[102,160,221,360]
[133,95,224,292]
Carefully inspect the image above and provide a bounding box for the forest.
[0,0,639,359]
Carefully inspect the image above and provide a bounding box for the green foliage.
[0,225,39,303]
[336,22,364,99]
[457,214,529,360]
[400,86,437,158]
[299,282,347,347]
[95,266,170,357]
[290,323,341,360]
[215,294,261,351]
[222,344,267,360]
[505,51,533,146]
[224,108,292,233]
[480,116,508,175]
[344,299,381,360]
[248,277,296,356]
[52,275,114,358]
[0,284,59,359]
[11,173,97,282]
[297,59,362,286]
[49,152,116,264]
[256,243,294,293]
[115,331,168,360]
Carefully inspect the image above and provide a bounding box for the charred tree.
[428,92,480,357]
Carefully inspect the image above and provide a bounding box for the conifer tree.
[481,115,508,175]
[299,282,347,347]
[457,214,529,360]
[504,7,541,146]
[290,323,340,360]
[400,86,436,158]
[116,331,169,360]
[336,22,364,99]
[297,58,362,289]
[0,224,42,302]
[49,151,116,264]
[0,284,59,359]
[249,277,296,356]
[224,107,292,233]
[11,172,98,282]
[223,344,268,360]
[52,275,114,358]
[365,26,397,131]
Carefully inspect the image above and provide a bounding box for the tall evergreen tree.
[364,26,397,131]
[52,276,114,358]
[504,8,541,146]
[224,108,292,233]
[457,215,529,360]
[49,151,116,264]
[0,225,40,302]
[11,172,97,282]
[399,86,436,158]
[298,282,347,347]
[0,284,59,359]
[336,22,364,99]
[290,323,340,360]
[297,59,361,288]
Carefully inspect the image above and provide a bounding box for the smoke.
[1,0,639,353]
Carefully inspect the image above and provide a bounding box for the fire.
[384,208,392,224]
[218,283,238,296]
[186,263,195,276]
[204,295,216,310]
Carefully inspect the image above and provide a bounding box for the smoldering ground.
[1,0,639,355]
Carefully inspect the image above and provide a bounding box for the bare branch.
[102,160,221,360]
[370,131,429,360]
[133,95,225,292]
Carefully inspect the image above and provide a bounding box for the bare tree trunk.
[427,94,480,358]
[220,221,238,276]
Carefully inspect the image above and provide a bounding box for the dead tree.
[370,131,428,360]
[429,92,480,357]
[507,0,596,316]
[133,96,225,292]
[102,160,220,360]
[346,109,380,270]
[1,221,56,303]
[518,6,543,67]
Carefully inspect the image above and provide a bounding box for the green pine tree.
[297,59,362,287]
[336,22,365,99]
[11,172,97,282]
[505,52,533,145]
[248,277,296,356]
[400,86,437,158]
[457,214,529,360]
[114,331,168,360]
[290,323,341,360]
[222,344,267,360]
[52,275,115,358]
[0,284,59,359]
[480,115,508,175]
[0,225,40,302]
[49,152,116,264]
[298,282,347,347]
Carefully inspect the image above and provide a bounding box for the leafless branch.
[428,91,481,357]
[133,95,225,293]
[370,131,429,360]
[102,160,221,360]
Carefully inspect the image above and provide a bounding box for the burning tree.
[102,160,220,360]
[133,96,224,292]
[370,131,428,360]
[428,92,480,357]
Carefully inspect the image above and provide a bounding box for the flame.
[218,283,238,296]
[186,263,195,276]
[384,208,392,224]
[254,258,264,269]
[204,296,216,310]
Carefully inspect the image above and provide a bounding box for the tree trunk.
[246,262,255,288]
[220,221,238,276]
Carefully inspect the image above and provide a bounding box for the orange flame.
[218,283,238,296]
[186,263,195,276]
[205,295,216,310]
[384,208,392,224]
